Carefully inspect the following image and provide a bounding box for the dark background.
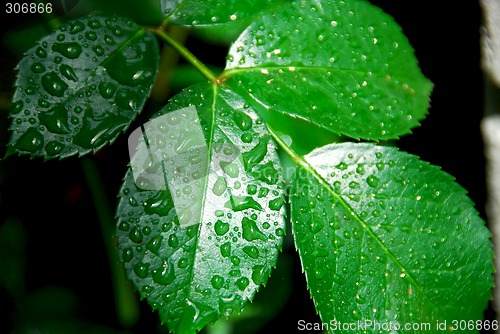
[0,0,492,333]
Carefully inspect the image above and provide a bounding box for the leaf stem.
[266,124,304,166]
[150,26,189,106]
[152,29,218,83]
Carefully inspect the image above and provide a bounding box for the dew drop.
[133,262,150,278]
[232,110,252,131]
[59,64,78,81]
[310,219,324,233]
[122,248,133,262]
[366,175,379,188]
[243,139,268,170]
[243,245,259,258]
[349,181,360,189]
[92,45,105,56]
[230,256,240,266]
[35,47,47,58]
[146,235,163,255]
[229,269,241,277]
[214,220,230,236]
[85,31,97,41]
[211,275,224,289]
[153,261,175,285]
[113,27,124,36]
[241,217,267,242]
[241,133,253,143]
[235,277,249,291]
[336,162,348,170]
[178,258,189,268]
[226,196,262,212]
[104,34,115,44]
[213,177,227,196]
[168,234,179,248]
[52,42,82,59]
[11,100,23,114]
[69,20,85,34]
[269,197,284,211]
[247,184,257,195]
[217,160,237,177]
[31,62,45,74]
[15,127,44,153]
[356,164,365,175]
[258,187,269,198]
[129,226,143,243]
[88,19,101,29]
[41,72,68,97]
[45,141,65,156]
[253,161,279,185]
[144,191,171,216]
[220,242,231,257]
[142,285,154,294]
[98,81,117,99]
[118,221,129,231]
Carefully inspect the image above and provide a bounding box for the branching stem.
[151,28,218,83]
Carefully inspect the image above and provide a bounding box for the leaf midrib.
[265,123,442,319]
[181,83,220,326]
[221,65,424,86]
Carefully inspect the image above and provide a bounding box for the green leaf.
[162,0,284,28]
[116,83,286,333]
[6,16,159,159]
[223,0,433,140]
[207,252,292,334]
[290,143,493,332]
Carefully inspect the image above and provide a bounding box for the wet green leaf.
[207,252,292,334]
[116,82,286,333]
[290,143,493,333]
[161,0,283,27]
[7,16,159,159]
[223,0,432,140]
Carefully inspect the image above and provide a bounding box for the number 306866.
[6,3,53,14]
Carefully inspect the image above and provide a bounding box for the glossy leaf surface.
[7,16,159,159]
[291,143,493,332]
[161,0,283,27]
[116,83,286,333]
[223,0,432,140]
